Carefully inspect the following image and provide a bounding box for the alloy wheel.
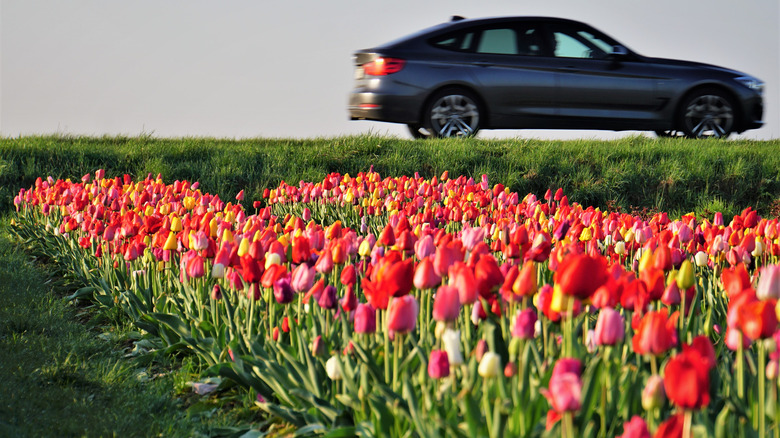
[429,94,480,137]
[683,94,734,138]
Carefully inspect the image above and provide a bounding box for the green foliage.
[1,135,779,218]
[0,220,266,437]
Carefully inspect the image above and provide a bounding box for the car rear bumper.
[348,79,426,124]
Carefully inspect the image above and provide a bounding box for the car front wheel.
[679,89,735,139]
[423,90,481,138]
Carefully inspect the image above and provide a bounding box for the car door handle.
[473,61,493,68]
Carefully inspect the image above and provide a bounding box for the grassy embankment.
[1,135,779,218]
[0,134,778,436]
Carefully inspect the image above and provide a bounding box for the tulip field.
[10,167,780,438]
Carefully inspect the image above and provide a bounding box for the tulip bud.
[768,360,779,380]
[428,350,450,379]
[594,307,625,346]
[504,362,517,378]
[478,352,501,378]
[325,356,342,380]
[211,284,222,300]
[311,335,327,357]
[442,329,463,366]
[475,339,488,363]
[676,260,695,290]
[641,375,666,410]
[614,241,626,255]
[694,251,708,267]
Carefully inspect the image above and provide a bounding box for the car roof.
[374,16,590,50]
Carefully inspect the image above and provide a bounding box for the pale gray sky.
[1,0,778,139]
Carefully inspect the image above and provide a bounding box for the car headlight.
[735,76,764,93]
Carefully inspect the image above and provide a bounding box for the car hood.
[643,56,744,76]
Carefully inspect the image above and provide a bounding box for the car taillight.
[362,57,406,76]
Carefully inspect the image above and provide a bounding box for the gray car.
[348,16,764,138]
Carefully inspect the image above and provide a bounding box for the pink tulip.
[414,257,442,290]
[414,235,436,260]
[387,295,419,335]
[432,285,461,323]
[315,250,334,274]
[618,416,650,438]
[541,358,583,413]
[594,307,625,346]
[757,265,780,300]
[290,264,316,293]
[428,350,450,379]
[511,308,537,339]
[354,303,376,334]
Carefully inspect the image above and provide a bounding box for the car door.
[543,22,662,125]
[466,22,557,127]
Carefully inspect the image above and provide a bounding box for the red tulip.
[261,264,287,289]
[474,255,503,298]
[291,236,311,264]
[738,299,778,340]
[554,253,609,299]
[377,224,396,247]
[448,262,478,305]
[387,295,419,336]
[340,264,357,287]
[722,263,752,297]
[632,309,678,356]
[240,254,263,284]
[433,285,461,323]
[185,252,205,279]
[381,258,415,298]
[433,243,463,277]
[664,348,711,409]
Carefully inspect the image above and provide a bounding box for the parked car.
[348,16,764,138]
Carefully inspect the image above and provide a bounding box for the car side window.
[431,31,475,52]
[549,25,611,59]
[476,28,518,55]
[517,28,543,56]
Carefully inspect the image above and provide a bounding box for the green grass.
[0,218,269,437]
[1,135,778,218]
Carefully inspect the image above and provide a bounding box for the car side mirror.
[611,45,629,57]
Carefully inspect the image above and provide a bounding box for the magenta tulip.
[428,350,450,379]
[354,303,376,334]
[511,307,537,339]
[594,307,625,346]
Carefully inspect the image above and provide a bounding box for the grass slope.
[0,135,778,218]
[0,219,266,437]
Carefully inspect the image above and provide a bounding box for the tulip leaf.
[64,285,95,301]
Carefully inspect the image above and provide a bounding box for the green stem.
[393,335,402,392]
[760,342,766,438]
[737,338,745,399]
[683,410,693,438]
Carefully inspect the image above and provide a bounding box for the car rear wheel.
[423,89,481,138]
[678,89,735,139]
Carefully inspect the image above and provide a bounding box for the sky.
[1,0,778,140]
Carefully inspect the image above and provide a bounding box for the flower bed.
[11,169,780,437]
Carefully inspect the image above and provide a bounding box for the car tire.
[423,89,482,138]
[677,88,736,139]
